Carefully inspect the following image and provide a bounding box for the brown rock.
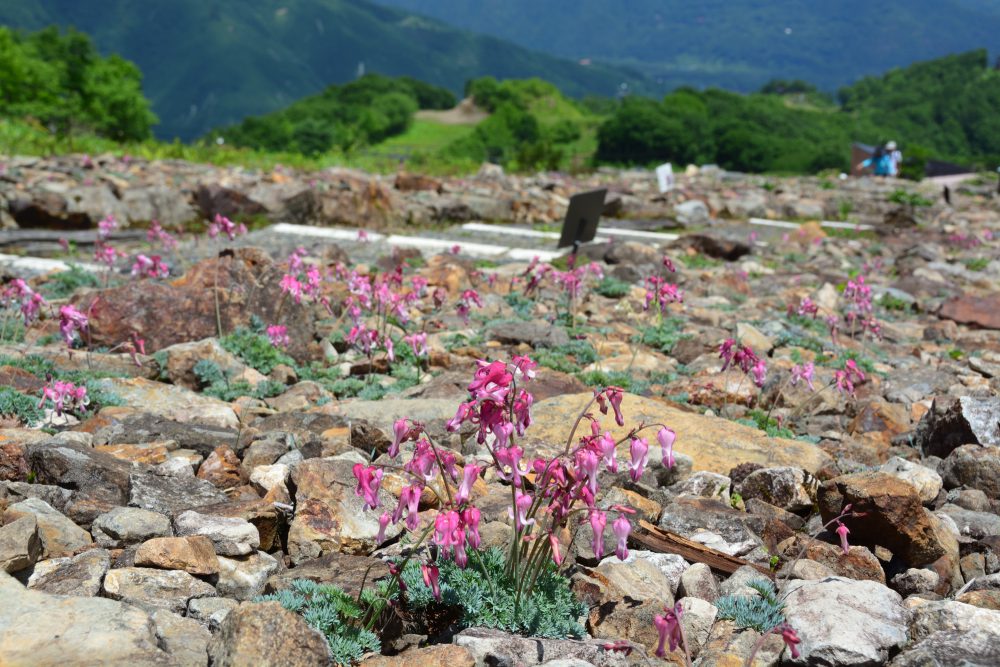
[0,366,46,394]
[135,535,220,575]
[264,552,388,598]
[198,446,244,489]
[95,443,170,465]
[778,535,886,583]
[0,441,28,481]
[208,601,331,667]
[956,590,1000,610]
[394,172,442,193]
[817,472,946,566]
[361,645,473,667]
[939,293,1000,329]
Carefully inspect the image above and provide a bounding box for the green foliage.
[402,547,587,639]
[0,386,44,426]
[0,26,156,140]
[878,293,912,312]
[503,293,536,320]
[964,258,989,272]
[575,369,643,393]
[257,579,385,666]
[0,354,124,415]
[39,264,101,299]
[192,359,285,402]
[736,409,795,438]
[219,327,295,375]
[0,319,25,343]
[594,276,631,298]
[888,189,932,207]
[534,340,599,374]
[715,578,786,632]
[823,351,877,374]
[638,317,689,353]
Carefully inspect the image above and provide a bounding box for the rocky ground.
[1,154,1000,666]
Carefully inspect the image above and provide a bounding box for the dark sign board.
[558,189,607,250]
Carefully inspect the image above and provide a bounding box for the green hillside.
[0,0,647,141]
[376,0,1000,92]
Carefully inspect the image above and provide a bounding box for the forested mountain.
[0,0,645,140]
[376,0,1000,92]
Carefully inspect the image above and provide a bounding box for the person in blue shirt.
[860,142,898,177]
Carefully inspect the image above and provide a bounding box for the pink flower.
[279,274,304,303]
[773,623,801,659]
[628,437,649,482]
[376,512,391,544]
[657,427,676,470]
[146,220,178,250]
[455,464,480,504]
[613,515,631,560]
[389,418,410,458]
[403,332,428,358]
[446,400,475,432]
[266,324,290,348]
[750,358,768,388]
[434,510,462,548]
[495,445,525,487]
[575,448,600,496]
[789,363,815,391]
[38,379,89,416]
[394,484,423,531]
[836,521,850,555]
[58,305,89,346]
[596,431,618,473]
[463,507,481,548]
[357,229,370,242]
[589,510,607,559]
[385,335,395,362]
[597,387,625,426]
[510,489,535,530]
[208,214,247,241]
[654,603,684,657]
[130,254,170,279]
[97,215,118,240]
[351,463,383,510]
[549,532,563,566]
[421,563,441,601]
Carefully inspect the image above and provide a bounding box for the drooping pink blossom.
[455,464,480,504]
[351,463,383,510]
[628,437,649,482]
[38,379,89,416]
[773,623,801,659]
[589,510,607,559]
[789,362,815,391]
[835,521,851,555]
[613,514,631,560]
[58,305,89,346]
[421,563,441,601]
[657,427,676,470]
[654,603,684,658]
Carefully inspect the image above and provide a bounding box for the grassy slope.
[0,0,647,141]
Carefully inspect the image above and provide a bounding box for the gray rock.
[188,596,240,629]
[92,507,173,548]
[174,510,260,557]
[3,497,92,557]
[945,488,992,512]
[908,396,1000,458]
[128,472,228,515]
[735,467,813,512]
[889,629,1000,667]
[25,441,131,525]
[0,480,73,513]
[208,601,331,667]
[96,413,238,459]
[27,548,110,596]
[719,564,770,597]
[485,320,570,348]
[670,471,731,501]
[102,566,216,614]
[674,199,709,225]
[782,576,908,665]
[677,596,717,658]
[783,559,836,581]
[940,445,1000,499]
[881,457,943,504]
[891,568,940,597]
[937,504,1000,539]
[152,609,211,667]
[0,515,42,573]
[677,562,719,602]
[453,626,635,666]
[215,552,280,600]
[594,551,680,604]
[0,570,171,664]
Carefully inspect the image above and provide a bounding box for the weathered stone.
[677,562,719,602]
[0,570,171,664]
[940,444,1000,499]
[95,412,238,458]
[264,552,388,598]
[782,577,908,665]
[197,445,244,489]
[939,293,1000,329]
[453,626,635,666]
[891,568,940,597]
[735,466,813,513]
[27,548,110,596]
[128,471,229,515]
[288,456,401,564]
[157,338,260,391]
[3,497,92,557]
[135,536,220,575]
[670,471,732,501]
[936,504,1000,540]
[956,589,1000,610]
[174,510,260,557]
[102,566,216,614]
[151,608,211,667]
[92,507,173,548]
[360,645,474,667]
[188,596,239,629]
[26,441,130,525]
[249,463,290,494]
[0,515,41,573]
[889,629,1000,667]
[93,378,239,429]
[880,456,943,504]
[0,441,29,481]
[657,497,771,558]
[907,395,1000,457]
[215,551,279,600]
[818,472,947,566]
[777,534,886,583]
[208,601,331,667]
[677,596,718,658]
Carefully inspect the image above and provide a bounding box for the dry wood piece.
[631,520,774,579]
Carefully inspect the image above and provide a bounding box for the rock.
[677,596,718,658]
[695,618,785,666]
[907,599,1000,643]
[134,536,220,576]
[95,412,238,458]
[484,320,570,348]
[936,504,1000,539]
[26,441,130,525]
[777,535,886,583]
[677,562,719,602]
[128,471,229,515]
[784,558,836,581]
[880,456,943,504]
[945,488,991,511]
[957,590,1000,610]
[151,608,211,667]
[157,338,259,391]
[735,322,773,354]
[264,552,389,598]
[92,507,173,548]
[782,576,908,665]
[197,445,244,489]
[907,395,1000,458]
[188,596,240,628]
[208,601,331,667]
[524,392,830,474]
[889,629,1000,667]
[674,199,709,225]
[593,551,681,603]
[361,645,474,667]
[676,234,750,261]
[669,471,731,501]
[288,457,401,564]
[93,378,239,429]
[719,564,770,597]
[939,293,1000,329]
[174,510,260,557]
[0,441,29,481]
[102,567,217,614]
[0,570,171,664]
[215,551,279,600]
[453,626,634,667]
[250,463,290,494]
[891,568,940,597]
[3,497,92,558]
[735,466,813,513]
[940,445,1000,499]
[818,472,947,566]
[27,548,110,596]
[0,515,42,573]
[657,497,777,559]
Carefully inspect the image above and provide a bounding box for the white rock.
[881,457,943,504]
[174,510,259,557]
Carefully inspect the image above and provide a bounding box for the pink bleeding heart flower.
[657,427,676,469]
[463,507,481,549]
[773,623,801,659]
[628,437,649,482]
[351,463,382,510]
[836,521,851,555]
[455,464,480,504]
[654,603,684,657]
[510,489,535,531]
[376,511,391,544]
[612,514,631,560]
[421,563,441,601]
[589,510,607,560]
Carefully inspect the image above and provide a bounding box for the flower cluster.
[208,214,247,241]
[550,262,604,302]
[146,220,179,250]
[38,379,89,416]
[789,362,815,391]
[130,254,170,279]
[834,359,866,397]
[644,257,683,314]
[719,339,768,388]
[267,324,290,348]
[2,278,47,326]
[58,305,89,347]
